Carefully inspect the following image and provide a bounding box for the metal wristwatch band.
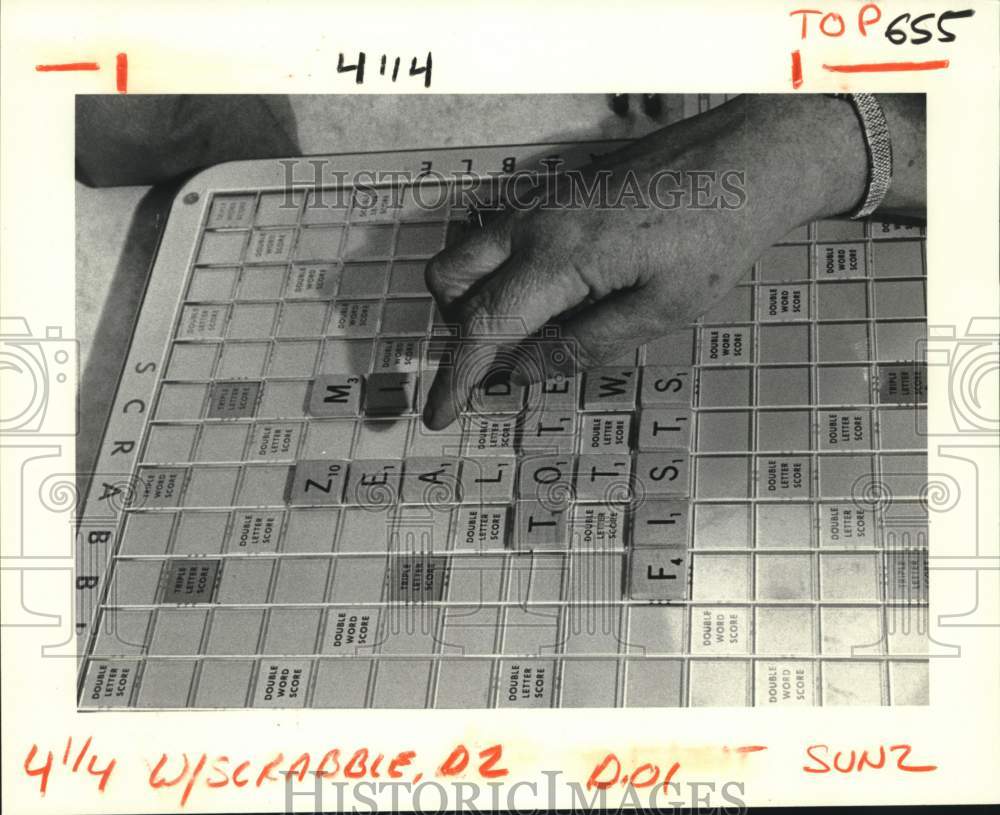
[830,92,894,220]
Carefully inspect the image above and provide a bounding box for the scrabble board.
[76,135,929,710]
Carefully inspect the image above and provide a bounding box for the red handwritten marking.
[24,745,52,796]
[791,50,803,88]
[735,745,768,754]
[822,59,949,73]
[35,61,99,72]
[72,736,93,772]
[116,52,128,92]
[803,743,937,773]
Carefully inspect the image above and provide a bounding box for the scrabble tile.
[148,609,207,655]
[121,513,174,556]
[227,509,284,553]
[821,606,883,656]
[216,558,274,603]
[197,230,247,265]
[583,367,638,410]
[629,547,687,600]
[624,660,684,707]
[821,660,884,705]
[691,606,750,655]
[820,553,880,601]
[144,424,198,463]
[817,322,870,362]
[519,411,576,454]
[188,267,238,301]
[288,459,348,505]
[872,240,923,277]
[302,190,349,225]
[294,226,344,261]
[207,194,255,228]
[560,660,619,707]
[339,263,389,297]
[638,409,691,450]
[758,283,809,322]
[205,609,264,654]
[755,606,815,655]
[93,609,151,656]
[514,501,569,550]
[81,660,141,708]
[178,305,229,340]
[262,608,322,655]
[195,423,249,462]
[691,553,750,601]
[696,410,751,453]
[694,503,751,549]
[284,262,339,299]
[759,324,810,364]
[216,342,269,379]
[134,466,188,508]
[173,510,228,555]
[689,660,749,706]
[401,457,460,504]
[575,455,632,502]
[253,660,312,707]
[700,326,751,365]
[135,660,196,708]
[528,373,579,409]
[757,410,812,451]
[756,553,814,601]
[757,456,811,499]
[238,266,286,300]
[434,660,494,707]
[255,190,302,226]
[817,242,866,278]
[167,343,219,380]
[452,505,508,551]
[194,660,254,707]
[755,661,816,706]
[756,504,813,548]
[161,559,221,604]
[818,365,871,405]
[756,366,810,406]
[889,661,928,705]
[758,245,809,281]
[364,372,416,416]
[156,383,208,420]
[371,660,433,708]
[875,321,925,362]
[307,374,362,417]
[207,380,261,419]
[227,303,278,340]
[458,457,515,504]
[396,223,444,256]
[636,452,690,497]
[640,366,692,406]
[467,372,526,414]
[517,455,575,503]
[818,281,868,320]
[257,380,310,418]
[311,660,372,707]
[236,464,292,507]
[344,459,402,506]
[570,503,626,549]
[632,500,688,547]
[344,224,395,259]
